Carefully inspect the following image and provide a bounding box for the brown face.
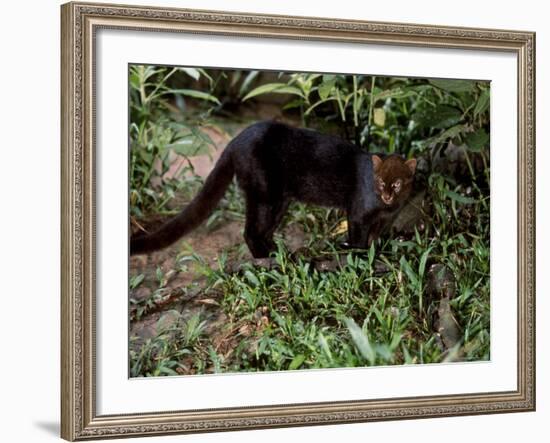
[372,154,417,207]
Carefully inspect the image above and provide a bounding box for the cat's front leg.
[367,221,382,246]
[345,210,375,249]
[367,209,396,246]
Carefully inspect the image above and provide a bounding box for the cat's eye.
[377,179,385,189]
[392,180,402,192]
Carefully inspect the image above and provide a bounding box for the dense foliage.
[128,66,490,376]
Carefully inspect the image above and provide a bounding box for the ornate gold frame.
[61,1,536,440]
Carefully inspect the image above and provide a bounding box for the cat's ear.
[405,158,417,174]
[372,155,383,171]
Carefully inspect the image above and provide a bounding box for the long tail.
[130,148,235,255]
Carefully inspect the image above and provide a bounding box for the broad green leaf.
[464,128,490,152]
[389,333,403,351]
[167,138,210,157]
[318,333,333,361]
[158,366,179,376]
[419,124,466,147]
[208,346,222,373]
[455,91,476,112]
[129,71,141,91]
[283,98,306,111]
[244,270,260,287]
[371,307,385,326]
[444,190,476,205]
[402,344,414,364]
[375,344,393,362]
[129,274,145,290]
[368,242,376,267]
[130,274,145,289]
[400,256,419,288]
[179,67,200,81]
[242,83,304,101]
[418,247,433,281]
[429,79,475,93]
[344,318,375,365]
[164,89,221,104]
[473,89,490,117]
[229,71,242,87]
[304,98,336,116]
[135,65,164,83]
[373,87,414,103]
[318,78,336,100]
[156,266,164,282]
[373,108,386,127]
[406,84,434,94]
[288,354,306,370]
[238,70,260,97]
[413,105,462,129]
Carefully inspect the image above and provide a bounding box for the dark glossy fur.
[130,121,416,258]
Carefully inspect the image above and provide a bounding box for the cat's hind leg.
[244,198,288,258]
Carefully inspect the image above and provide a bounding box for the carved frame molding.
[61,2,535,440]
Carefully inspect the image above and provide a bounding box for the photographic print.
[62,3,535,439]
[128,66,491,377]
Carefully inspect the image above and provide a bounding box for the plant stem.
[368,75,376,127]
[149,67,178,103]
[138,66,147,106]
[353,75,359,127]
[365,76,377,147]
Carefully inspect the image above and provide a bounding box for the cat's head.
[372,154,417,206]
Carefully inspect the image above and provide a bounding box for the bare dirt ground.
[130,125,240,346]
[130,220,242,341]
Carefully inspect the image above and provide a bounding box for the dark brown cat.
[131,121,416,258]
[363,154,417,246]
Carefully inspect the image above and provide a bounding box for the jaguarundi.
[130,121,417,258]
